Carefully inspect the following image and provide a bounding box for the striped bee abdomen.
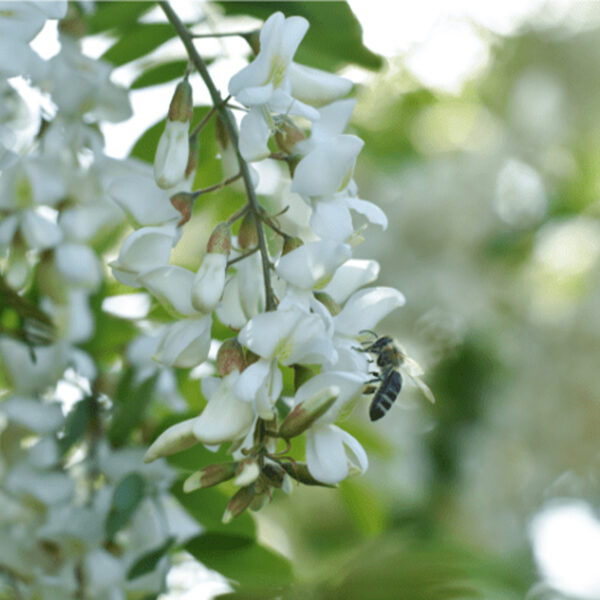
[369,369,403,422]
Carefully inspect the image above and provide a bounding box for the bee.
[360,331,435,422]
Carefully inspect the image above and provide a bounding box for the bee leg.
[363,385,377,395]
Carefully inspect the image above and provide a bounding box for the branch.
[160,2,277,311]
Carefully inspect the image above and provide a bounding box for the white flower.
[306,424,368,484]
[229,12,315,118]
[154,120,190,189]
[110,224,178,288]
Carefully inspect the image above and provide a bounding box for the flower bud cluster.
[119,11,406,522]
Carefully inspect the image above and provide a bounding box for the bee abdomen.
[369,370,402,422]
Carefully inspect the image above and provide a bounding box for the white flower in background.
[110,224,179,288]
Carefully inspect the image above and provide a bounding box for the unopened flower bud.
[279,386,339,439]
[222,485,256,523]
[282,236,303,256]
[250,494,269,511]
[185,133,199,179]
[191,253,227,313]
[143,418,198,463]
[216,338,246,376]
[183,462,238,492]
[206,223,232,255]
[170,191,196,226]
[313,291,341,316]
[234,460,261,487]
[168,79,193,123]
[237,212,258,250]
[282,462,336,487]
[154,120,190,189]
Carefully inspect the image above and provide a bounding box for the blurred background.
[3,1,600,598]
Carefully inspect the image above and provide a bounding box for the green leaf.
[107,369,158,447]
[105,473,146,539]
[171,481,256,539]
[130,60,189,89]
[58,396,93,456]
[127,536,176,580]
[186,533,293,592]
[83,2,156,35]
[219,2,382,72]
[102,23,176,66]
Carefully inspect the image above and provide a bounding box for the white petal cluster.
[0,7,187,598]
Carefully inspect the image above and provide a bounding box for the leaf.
[102,23,176,66]
[58,396,93,456]
[218,2,382,72]
[107,369,158,447]
[130,60,189,89]
[83,2,157,35]
[105,473,146,539]
[186,533,293,592]
[127,536,176,580]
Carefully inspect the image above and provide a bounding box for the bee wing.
[402,355,424,377]
[403,372,436,404]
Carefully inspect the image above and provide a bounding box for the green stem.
[160,2,277,311]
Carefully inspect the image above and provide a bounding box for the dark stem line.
[227,246,259,267]
[191,30,256,39]
[191,172,242,198]
[160,1,277,311]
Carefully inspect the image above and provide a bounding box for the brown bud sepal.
[168,79,193,123]
[206,222,232,255]
[217,338,246,376]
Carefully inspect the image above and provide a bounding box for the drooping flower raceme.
[117,9,425,521]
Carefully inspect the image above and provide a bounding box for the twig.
[191,30,257,39]
[227,246,259,267]
[161,1,277,311]
[190,172,242,198]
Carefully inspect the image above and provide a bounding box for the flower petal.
[239,107,271,162]
[239,309,302,359]
[20,210,63,250]
[334,287,406,338]
[153,316,212,368]
[276,240,351,290]
[54,242,102,290]
[138,265,196,317]
[193,373,255,444]
[305,425,348,484]
[109,174,179,226]
[110,225,176,287]
[290,63,353,108]
[143,417,199,463]
[346,196,388,229]
[309,197,354,243]
[323,258,380,304]
[292,135,364,198]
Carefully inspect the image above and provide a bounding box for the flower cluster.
[134,11,406,520]
[0,5,191,597]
